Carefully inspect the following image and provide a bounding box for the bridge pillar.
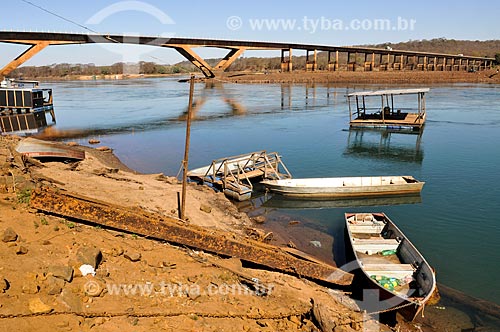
[347,52,357,71]
[363,53,374,71]
[306,49,317,71]
[213,47,246,72]
[281,49,292,72]
[0,41,50,78]
[173,45,215,77]
[432,56,437,71]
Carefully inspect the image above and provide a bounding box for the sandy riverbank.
[0,135,394,332]
[219,69,500,84]
[19,68,500,85]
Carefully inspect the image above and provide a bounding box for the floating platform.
[347,88,428,132]
[0,79,55,135]
[188,151,291,201]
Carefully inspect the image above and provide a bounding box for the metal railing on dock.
[188,150,292,201]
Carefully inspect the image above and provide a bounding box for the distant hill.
[361,38,500,58]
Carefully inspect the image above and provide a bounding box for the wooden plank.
[29,186,353,286]
[352,238,399,245]
[349,225,384,234]
[363,263,414,272]
[352,243,399,252]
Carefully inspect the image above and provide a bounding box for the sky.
[1,0,499,67]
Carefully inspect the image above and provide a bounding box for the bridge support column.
[281,48,292,72]
[306,49,317,71]
[347,52,357,71]
[213,47,246,72]
[0,41,49,78]
[174,45,215,77]
[173,45,246,77]
[327,50,339,71]
[363,53,374,71]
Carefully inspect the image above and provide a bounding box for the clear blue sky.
[1,0,499,66]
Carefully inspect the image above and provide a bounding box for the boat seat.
[353,238,399,244]
[363,263,415,279]
[352,238,400,253]
[349,224,385,234]
[354,214,374,222]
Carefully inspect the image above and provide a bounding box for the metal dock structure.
[347,88,428,132]
[0,79,55,135]
[187,151,292,201]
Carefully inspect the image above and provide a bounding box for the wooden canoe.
[345,212,436,321]
[261,176,424,198]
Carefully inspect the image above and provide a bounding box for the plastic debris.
[79,264,96,276]
[309,240,322,248]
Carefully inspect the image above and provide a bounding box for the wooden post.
[335,50,339,71]
[181,75,195,220]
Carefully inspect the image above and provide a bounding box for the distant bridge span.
[0,31,495,78]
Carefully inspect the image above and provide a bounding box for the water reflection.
[344,128,424,164]
[262,194,422,209]
[178,81,247,121]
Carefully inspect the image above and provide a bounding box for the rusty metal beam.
[0,42,49,77]
[214,47,245,71]
[173,45,215,78]
[30,187,353,286]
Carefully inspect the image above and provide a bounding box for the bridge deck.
[0,31,495,78]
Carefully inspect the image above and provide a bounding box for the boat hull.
[262,176,424,198]
[16,137,85,160]
[345,212,436,321]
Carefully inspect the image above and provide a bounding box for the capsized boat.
[345,212,437,321]
[261,176,424,198]
[16,137,85,160]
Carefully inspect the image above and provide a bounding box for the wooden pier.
[187,151,291,201]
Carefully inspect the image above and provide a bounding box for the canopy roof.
[347,88,430,97]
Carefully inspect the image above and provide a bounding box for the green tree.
[495,53,500,65]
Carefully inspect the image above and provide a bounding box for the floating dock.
[187,151,292,201]
[347,88,428,132]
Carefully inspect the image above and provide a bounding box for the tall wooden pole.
[181,74,195,220]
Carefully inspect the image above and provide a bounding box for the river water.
[47,77,500,325]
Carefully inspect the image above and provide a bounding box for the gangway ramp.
[188,151,292,201]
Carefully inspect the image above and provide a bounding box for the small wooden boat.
[261,176,424,198]
[345,212,437,321]
[16,137,85,160]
